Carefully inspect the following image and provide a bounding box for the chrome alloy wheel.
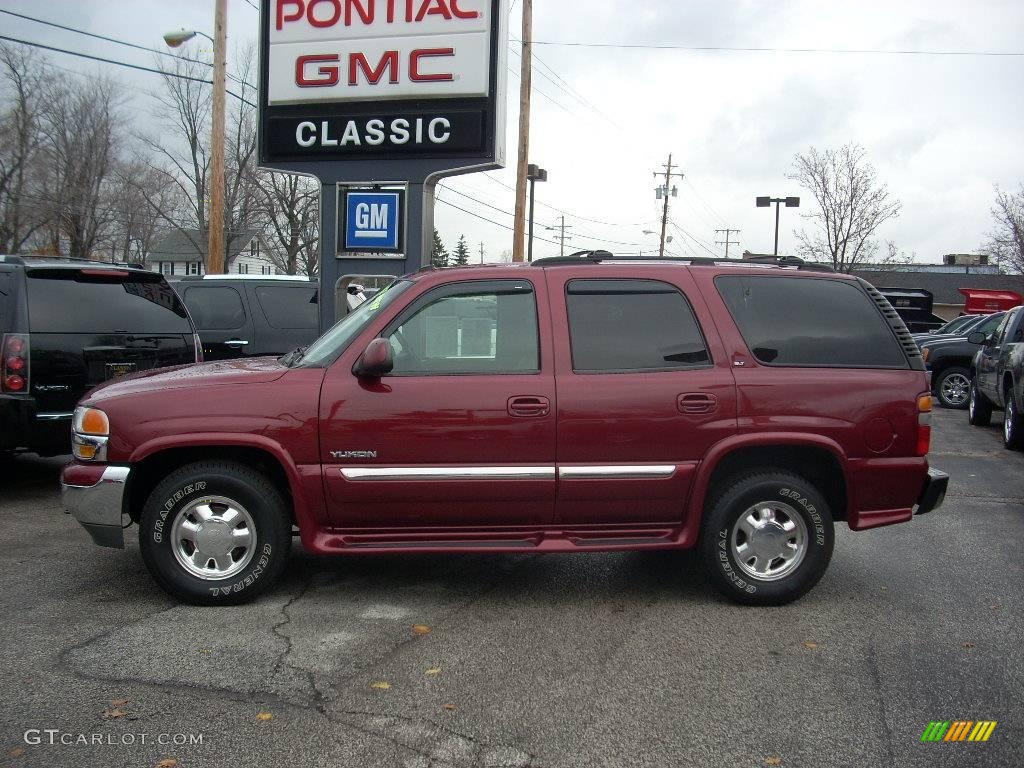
[1006,397,1017,444]
[940,372,971,407]
[730,501,808,581]
[170,496,257,580]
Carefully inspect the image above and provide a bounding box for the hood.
[85,357,288,402]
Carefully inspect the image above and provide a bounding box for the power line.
[481,173,646,227]
[436,197,561,248]
[0,9,255,89]
[670,220,719,257]
[524,39,1024,57]
[0,35,257,108]
[714,228,741,259]
[683,178,729,227]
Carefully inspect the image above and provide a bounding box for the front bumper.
[915,468,949,516]
[61,465,130,548]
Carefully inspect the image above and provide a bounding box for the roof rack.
[531,250,834,272]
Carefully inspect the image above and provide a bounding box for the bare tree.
[788,143,902,272]
[253,170,319,275]
[107,159,178,265]
[35,75,122,258]
[984,185,1024,274]
[0,43,46,253]
[139,47,260,269]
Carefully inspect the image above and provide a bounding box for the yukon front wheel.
[700,471,835,606]
[139,462,291,605]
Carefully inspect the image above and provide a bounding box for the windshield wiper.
[279,346,307,367]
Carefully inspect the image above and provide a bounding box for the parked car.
[0,256,199,457]
[921,312,1007,409]
[62,254,946,607]
[169,275,322,360]
[968,306,1024,449]
[911,313,990,347]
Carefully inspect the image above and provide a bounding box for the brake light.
[1,334,29,393]
[916,393,933,456]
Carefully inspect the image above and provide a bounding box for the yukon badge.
[331,450,378,459]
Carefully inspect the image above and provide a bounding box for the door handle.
[678,393,718,415]
[508,396,550,417]
[224,339,249,347]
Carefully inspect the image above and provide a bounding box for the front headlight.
[72,406,109,461]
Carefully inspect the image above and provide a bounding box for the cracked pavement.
[1,407,1021,767]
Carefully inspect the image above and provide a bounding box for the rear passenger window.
[715,275,907,368]
[183,286,245,330]
[565,279,710,372]
[255,286,318,329]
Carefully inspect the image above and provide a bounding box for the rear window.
[566,279,710,372]
[716,275,907,368]
[26,270,192,334]
[182,286,246,330]
[254,285,318,330]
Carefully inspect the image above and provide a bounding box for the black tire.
[934,366,972,409]
[139,461,291,605]
[700,470,835,606]
[1003,391,1024,451]
[968,378,993,427]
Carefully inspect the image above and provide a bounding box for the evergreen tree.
[453,234,471,266]
[430,228,449,268]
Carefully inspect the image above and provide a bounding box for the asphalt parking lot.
[0,407,1021,768]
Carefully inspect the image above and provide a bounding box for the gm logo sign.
[341,189,405,254]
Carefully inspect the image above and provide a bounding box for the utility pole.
[545,216,573,256]
[715,228,741,259]
[207,0,227,274]
[511,0,533,262]
[653,155,684,258]
[479,242,486,263]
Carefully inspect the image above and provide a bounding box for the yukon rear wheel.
[700,470,834,606]
[935,367,971,409]
[139,461,291,605]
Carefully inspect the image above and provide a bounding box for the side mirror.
[353,338,393,378]
[967,331,987,345]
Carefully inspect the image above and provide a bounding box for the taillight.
[193,333,204,363]
[916,393,933,456]
[1,334,29,393]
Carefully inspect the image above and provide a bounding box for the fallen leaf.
[110,698,129,707]
[442,703,457,711]
[963,642,975,649]
[256,712,273,722]
[425,668,442,676]
[802,642,818,650]
[102,708,128,719]
[765,758,783,767]
[370,681,392,690]
[156,760,178,768]
[7,747,25,757]
[412,625,432,635]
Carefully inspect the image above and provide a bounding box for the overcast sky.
[4,0,1022,263]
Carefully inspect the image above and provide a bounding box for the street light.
[756,195,800,257]
[162,29,214,47]
[526,164,547,262]
[163,0,227,274]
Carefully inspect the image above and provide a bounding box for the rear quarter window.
[715,275,908,368]
[26,271,192,334]
[254,285,318,330]
[182,286,246,330]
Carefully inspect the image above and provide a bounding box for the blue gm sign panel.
[341,190,405,254]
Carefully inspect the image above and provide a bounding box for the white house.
[147,229,279,276]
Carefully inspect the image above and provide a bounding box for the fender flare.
[129,433,318,541]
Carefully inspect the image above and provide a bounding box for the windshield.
[297,279,412,367]
[936,315,972,334]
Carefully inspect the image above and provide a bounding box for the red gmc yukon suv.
[61,254,948,606]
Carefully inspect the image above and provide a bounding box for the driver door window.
[386,282,539,375]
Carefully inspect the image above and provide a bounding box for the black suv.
[0,256,199,457]
[169,275,323,360]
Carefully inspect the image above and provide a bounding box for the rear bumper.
[60,464,130,549]
[915,468,949,516]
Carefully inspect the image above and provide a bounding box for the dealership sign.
[259,0,507,166]
[341,189,405,253]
